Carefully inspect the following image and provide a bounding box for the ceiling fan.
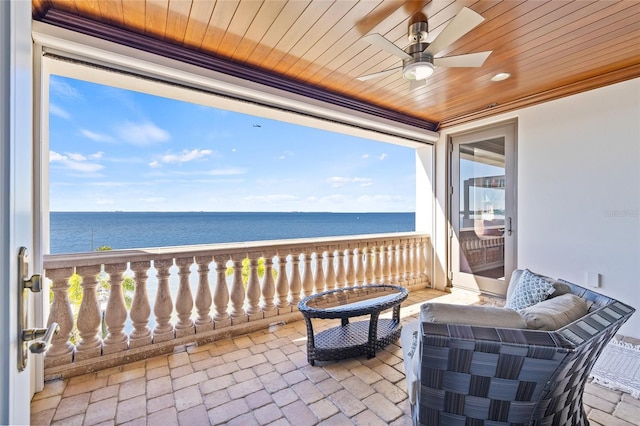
[357,7,492,90]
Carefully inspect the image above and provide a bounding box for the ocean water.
[50,211,415,254]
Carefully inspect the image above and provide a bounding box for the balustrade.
[43,233,430,378]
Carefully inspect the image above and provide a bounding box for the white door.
[1,1,35,424]
[449,121,517,296]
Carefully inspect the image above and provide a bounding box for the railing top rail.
[44,232,430,269]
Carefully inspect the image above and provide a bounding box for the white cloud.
[116,121,170,146]
[50,78,82,99]
[161,149,212,164]
[148,160,161,168]
[67,153,87,161]
[81,129,114,142]
[49,103,71,119]
[327,176,372,187]
[362,154,370,159]
[279,150,294,160]
[65,161,104,173]
[49,150,104,173]
[328,177,349,187]
[95,198,114,205]
[89,152,104,160]
[50,151,65,162]
[379,153,388,160]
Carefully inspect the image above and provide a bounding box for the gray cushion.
[520,293,588,330]
[420,303,527,328]
[505,269,556,310]
[549,281,573,298]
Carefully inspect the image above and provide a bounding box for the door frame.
[447,120,517,296]
[1,1,36,424]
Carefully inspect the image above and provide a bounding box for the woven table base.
[307,318,401,364]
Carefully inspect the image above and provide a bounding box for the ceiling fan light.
[403,62,434,80]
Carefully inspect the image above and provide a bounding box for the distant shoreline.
[50,211,416,254]
[51,211,416,214]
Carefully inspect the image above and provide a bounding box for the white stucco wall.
[436,77,640,338]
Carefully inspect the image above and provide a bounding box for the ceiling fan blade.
[409,79,426,91]
[361,33,412,60]
[434,51,492,68]
[426,7,485,57]
[356,66,402,81]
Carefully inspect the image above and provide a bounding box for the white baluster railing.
[43,233,430,378]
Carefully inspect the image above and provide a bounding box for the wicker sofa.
[401,272,635,426]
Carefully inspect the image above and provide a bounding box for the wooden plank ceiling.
[32,0,640,129]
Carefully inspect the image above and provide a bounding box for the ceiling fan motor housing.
[403,21,434,80]
[408,21,428,43]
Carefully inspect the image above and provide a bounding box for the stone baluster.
[372,246,382,285]
[174,257,195,338]
[335,248,346,288]
[408,241,417,283]
[261,252,277,318]
[380,244,389,284]
[414,239,421,281]
[74,265,102,361]
[301,252,314,297]
[245,252,262,320]
[366,246,376,285]
[398,242,407,283]
[44,267,75,367]
[389,242,398,284]
[102,263,129,354]
[152,259,174,342]
[275,252,291,313]
[345,247,356,286]
[423,238,431,282]
[325,249,336,290]
[354,248,365,286]
[212,257,231,328]
[421,238,430,279]
[313,250,325,293]
[289,253,302,308]
[193,256,213,333]
[129,260,152,348]
[416,239,424,279]
[229,253,247,323]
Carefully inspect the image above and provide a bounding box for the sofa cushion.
[505,269,556,310]
[520,293,589,330]
[507,269,571,302]
[400,320,420,404]
[420,303,527,328]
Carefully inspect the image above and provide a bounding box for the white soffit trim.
[32,22,438,148]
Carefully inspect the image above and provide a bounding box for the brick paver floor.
[31,288,640,425]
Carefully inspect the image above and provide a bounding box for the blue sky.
[48,75,416,212]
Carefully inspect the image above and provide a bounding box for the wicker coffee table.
[298,285,408,365]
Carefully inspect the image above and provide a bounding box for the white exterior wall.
[436,78,640,338]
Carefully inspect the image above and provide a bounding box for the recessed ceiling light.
[491,72,511,82]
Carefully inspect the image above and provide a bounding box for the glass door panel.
[450,122,516,295]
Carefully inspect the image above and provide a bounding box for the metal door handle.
[507,217,513,236]
[23,322,59,354]
[17,247,46,371]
